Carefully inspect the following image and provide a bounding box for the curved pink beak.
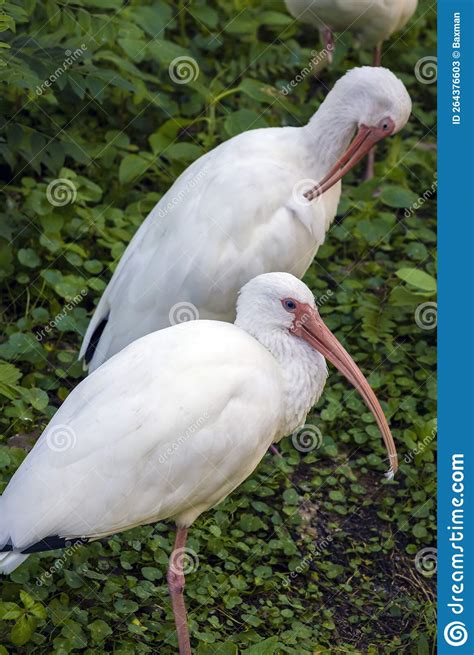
[305,119,395,201]
[291,305,398,478]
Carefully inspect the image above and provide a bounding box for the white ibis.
[285,0,418,67]
[1,273,397,654]
[79,67,411,372]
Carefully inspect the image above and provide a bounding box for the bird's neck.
[303,101,357,173]
[252,328,328,438]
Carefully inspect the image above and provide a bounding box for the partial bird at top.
[285,0,418,66]
[80,66,411,372]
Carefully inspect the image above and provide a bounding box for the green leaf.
[148,39,192,65]
[259,11,293,26]
[0,601,22,620]
[130,3,173,38]
[119,154,151,184]
[239,78,280,104]
[61,619,88,648]
[380,185,419,208]
[21,387,49,410]
[0,361,22,387]
[242,636,280,654]
[417,634,430,655]
[412,523,428,538]
[224,109,268,137]
[396,268,437,292]
[11,615,36,646]
[19,590,35,610]
[17,248,41,268]
[165,142,203,162]
[88,619,113,642]
[114,599,139,613]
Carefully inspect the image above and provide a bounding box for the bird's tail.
[0,551,29,575]
[0,495,29,574]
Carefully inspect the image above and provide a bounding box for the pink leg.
[363,42,382,179]
[364,147,375,181]
[167,527,192,655]
[270,444,283,458]
[321,26,334,64]
[373,42,382,67]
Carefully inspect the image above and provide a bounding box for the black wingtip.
[84,317,108,365]
[1,536,89,554]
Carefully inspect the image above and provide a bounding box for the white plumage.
[285,0,418,52]
[1,273,398,653]
[80,67,411,371]
[1,275,321,570]
[1,273,397,577]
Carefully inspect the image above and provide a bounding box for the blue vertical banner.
[438,1,474,653]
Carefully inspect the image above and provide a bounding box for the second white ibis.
[79,66,411,372]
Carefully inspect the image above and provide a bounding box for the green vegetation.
[0,0,436,653]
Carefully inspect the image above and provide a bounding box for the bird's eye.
[282,298,297,312]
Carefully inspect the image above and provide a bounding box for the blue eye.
[283,298,297,311]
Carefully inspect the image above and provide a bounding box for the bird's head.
[306,66,412,199]
[236,272,398,477]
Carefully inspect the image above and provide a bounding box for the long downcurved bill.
[291,306,398,478]
[304,124,389,201]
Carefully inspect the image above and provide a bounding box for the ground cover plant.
[0,0,436,652]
